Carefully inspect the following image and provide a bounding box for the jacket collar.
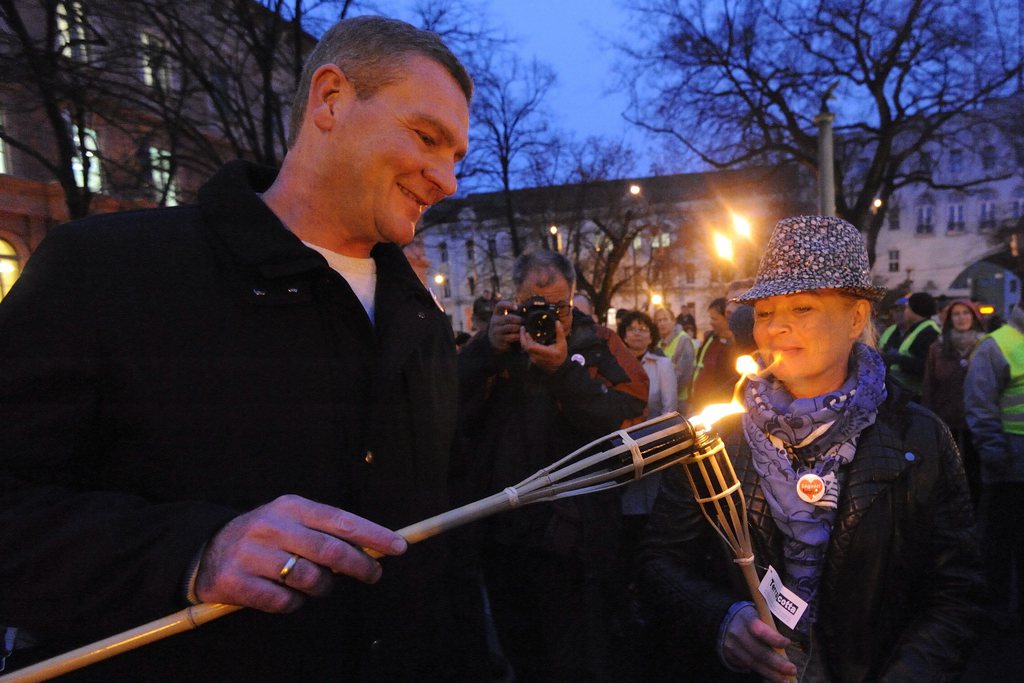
[198,160,433,307]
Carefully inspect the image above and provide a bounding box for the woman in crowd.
[637,216,983,682]
[923,299,986,504]
[618,310,678,528]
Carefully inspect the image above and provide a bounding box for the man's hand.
[722,605,796,683]
[488,300,522,353]
[520,319,568,374]
[194,495,407,613]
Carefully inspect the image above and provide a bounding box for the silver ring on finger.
[277,553,301,585]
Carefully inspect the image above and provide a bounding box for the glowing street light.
[629,184,641,196]
[433,273,446,285]
[713,231,734,261]
[549,224,563,252]
[731,213,752,239]
[650,293,664,307]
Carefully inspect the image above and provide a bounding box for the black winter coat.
[0,161,461,680]
[637,388,984,682]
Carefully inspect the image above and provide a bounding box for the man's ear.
[308,64,355,132]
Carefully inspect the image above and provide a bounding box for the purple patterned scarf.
[742,342,887,633]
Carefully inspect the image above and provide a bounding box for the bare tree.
[0,0,129,218]
[468,54,557,256]
[620,0,1024,265]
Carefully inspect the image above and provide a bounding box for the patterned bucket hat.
[733,215,886,302]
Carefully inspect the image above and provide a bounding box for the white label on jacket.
[758,565,808,630]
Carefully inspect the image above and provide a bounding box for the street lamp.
[629,184,641,196]
[713,231,735,262]
[549,225,563,252]
[651,293,664,307]
[731,213,752,240]
[433,273,446,285]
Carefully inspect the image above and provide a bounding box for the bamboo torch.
[3,412,700,682]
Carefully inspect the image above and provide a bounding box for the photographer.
[455,250,648,681]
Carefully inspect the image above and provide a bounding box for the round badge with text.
[796,472,826,503]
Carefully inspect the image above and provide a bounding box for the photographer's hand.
[488,300,522,353]
[521,320,567,374]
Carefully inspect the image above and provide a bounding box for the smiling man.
[0,16,475,681]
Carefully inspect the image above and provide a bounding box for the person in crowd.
[638,216,983,682]
[877,296,910,350]
[573,290,600,323]
[678,312,701,351]
[619,310,678,529]
[456,250,648,681]
[654,306,695,415]
[0,16,477,680]
[923,299,986,503]
[471,295,496,334]
[691,297,741,408]
[881,292,940,401]
[965,303,1024,630]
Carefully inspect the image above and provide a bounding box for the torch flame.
[689,354,760,430]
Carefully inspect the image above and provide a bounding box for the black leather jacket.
[637,387,984,682]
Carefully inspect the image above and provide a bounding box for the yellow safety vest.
[988,324,1024,436]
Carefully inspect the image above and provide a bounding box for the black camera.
[516,295,560,346]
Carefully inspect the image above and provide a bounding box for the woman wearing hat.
[636,217,983,682]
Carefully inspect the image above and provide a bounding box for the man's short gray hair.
[288,15,473,147]
[512,251,576,291]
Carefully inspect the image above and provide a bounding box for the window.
[70,123,101,192]
[466,275,476,296]
[888,250,900,273]
[487,236,497,258]
[949,149,963,175]
[149,147,178,206]
[916,205,933,234]
[632,235,643,250]
[141,33,173,92]
[1014,188,1024,219]
[980,201,997,231]
[443,279,451,298]
[947,204,965,233]
[651,231,672,248]
[982,145,997,172]
[57,1,90,62]
[439,242,448,263]
[887,208,901,230]
[0,239,21,302]
[466,239,475,261]
[684,263,695,284]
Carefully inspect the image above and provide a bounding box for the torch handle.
[739,562,789,659]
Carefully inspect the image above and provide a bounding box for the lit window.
[149,147,178,206]
[70,123,101,192]
[652,231,672,248]
[0,239,21,302]
[57,1,90,62]
[141,33,173,92]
